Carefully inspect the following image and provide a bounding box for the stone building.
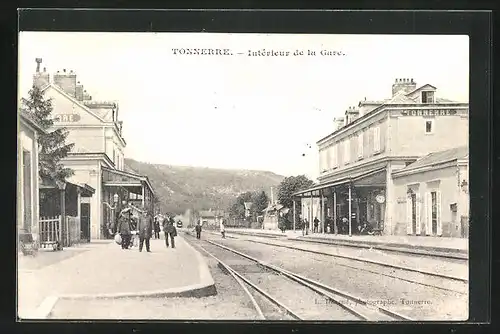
[31,58,156,240]
[17,109,46,244]
[293,78,469,237]
[392,146,469,237]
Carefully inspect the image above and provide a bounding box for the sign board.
[54,114,81,122]
[400,109,459,117]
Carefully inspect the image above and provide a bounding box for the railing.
[39,216,62,249]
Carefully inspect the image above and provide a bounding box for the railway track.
[202,231,467,295]
[223,230,468,261]
[185,233,413,321]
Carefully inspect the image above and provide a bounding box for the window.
[325,147,331,170]
[406,190,421,235]
[425,190,442,236]
[421,91,435,103]
[373,126,381,153]
[357,132,364,159]
[344,139,350,163]
[425,120,433,134]
[332,144,338,167]
[319,149,326,172]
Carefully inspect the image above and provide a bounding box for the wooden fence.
[39,215,82,249]
[39,216,62,248]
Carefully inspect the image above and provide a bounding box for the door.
[411,194,417,235]
[431,191,438,235]
[80,203,91,242]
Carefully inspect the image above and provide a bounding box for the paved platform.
[17,236,215,320]
[224,228,468,257]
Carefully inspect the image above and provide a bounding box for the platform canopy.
[292,167,386,198]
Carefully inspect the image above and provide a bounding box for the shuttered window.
[426,190,442,236]
[344,139,351,163]
[358,132,363,158]
[415,193,422,235]
[373,126,381,153]
[332,144,338,167]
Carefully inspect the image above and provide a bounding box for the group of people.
[192,218,226,239]
[114,206,178,252]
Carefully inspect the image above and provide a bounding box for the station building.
[293,78,469,238]
[32,59,156,240]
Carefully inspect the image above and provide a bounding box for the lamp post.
[103,193,120,236]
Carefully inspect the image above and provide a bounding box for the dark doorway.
[411,193,417,235]
[81,203,91,242]
[431,191,438,235]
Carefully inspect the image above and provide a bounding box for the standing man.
[116,208,132,249]
[163,216,176,248]
[220,218,226,239]
[153,216,161,239]
[313,216,320,233]
[138,210,153,252]
[195,221,202,239]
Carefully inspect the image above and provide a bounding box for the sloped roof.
[42,83,107,123]
[387,91,416,104]
[397,146,468,172]
[19,109,47,134]
[405,84,437,96]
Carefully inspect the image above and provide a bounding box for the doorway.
[411,193,417,235]
[80,203,91,242]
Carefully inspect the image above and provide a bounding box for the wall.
[105,128,125,169]
[390,111,469,157]
[45,86,104,125]
[319,114,388,177]
[18,121,40,241]
[392,165,464,237]
[64,127,105,153]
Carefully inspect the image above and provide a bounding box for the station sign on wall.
[400,109,460,117]
[53,114,81,123]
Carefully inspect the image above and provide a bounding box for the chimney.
[75,81,84,101]
[334,117,345,131]
[82,90,92,101]
[391,78,417,97]
[270,187,274,205]
[33,58,50,88]
[345,106,360,125]
[53,68,77,97]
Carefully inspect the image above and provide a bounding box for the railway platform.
[224,228,468,258]
[17,236,215,320]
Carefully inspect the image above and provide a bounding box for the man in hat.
[116,207,132,249]
[163,216,176,248]
[138,210,153,252]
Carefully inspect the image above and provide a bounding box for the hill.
[124,158,286,214]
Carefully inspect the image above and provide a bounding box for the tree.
[228,191,253,220]
[252,191,269,216]
[277,175,315,221]
[21,86,74,183]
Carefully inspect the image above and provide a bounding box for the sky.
[18,32,469,180]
